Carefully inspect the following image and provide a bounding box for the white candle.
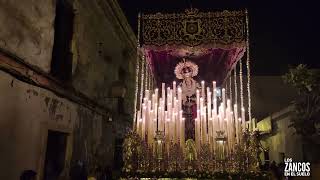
[147,100,152,145]
[207,88,212,120]
[212,109,217,152]
[165,111,169,138]
[178,88,182,111]
[196,89,200,111]
[142,105,146,140]
[173,81,176,100]
[139,118,142,137]
[213,98,217,116]
[230,111,234,151]
[208,117,213,152]
[220,103,225,123]
[161,98,165,131]
[155,89,159,129]
[148,110,154,145]
[158,106,162,131]
[201,81,205,100]
[203,106,207,144]
[241,107,246,130]
[195,117,200,151]
[145,90,149,101]
[212,81,216,100]
[136,110,141,133]
[162,83,165,100]
[181,117,185,152]
[234,104,239,143]
[238,118,242,143]
[222,88,226,111]
[166,117,170,156]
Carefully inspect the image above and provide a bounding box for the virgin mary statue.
[174,59,201,140]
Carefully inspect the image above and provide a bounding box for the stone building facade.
[0,0,137,179]
[257,106,303,164]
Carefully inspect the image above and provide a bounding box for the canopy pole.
[245,9,252,130]
[133,12,142,128]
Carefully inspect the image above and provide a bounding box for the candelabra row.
[122,130,260,175]
[134,81,256,156]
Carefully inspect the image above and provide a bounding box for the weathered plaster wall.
[71,0,137,114]
[0,0,55,72]
[0,0,137,179]
[258,107,303,164]
[0,0,137,115]
[0,70,112,179]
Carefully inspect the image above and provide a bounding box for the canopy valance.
[140,9,247,49]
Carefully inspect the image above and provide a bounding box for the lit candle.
[178,88,182,111]
[166,117,170,156]
[212,109,217,152]
[234,104,239,143]
[222,88,226,111]
[181,117,185,152]
[142,105,146,141]
[148,110,154,145]
[139,118,142,137]
[201,81,205,99]
[155,89,159,129]
[203,106,207,144]
[238,118,242,143]
[175,100,180,144]
[164,111,168,138]
[196,89,200,111]
[212,81,216,100]
[230,112,234,149]
[207,87,212,119]
[147,100,152,145]
[241,107,245,130]
[158,106,162,131]
[173,81,176,100]
[213,98,217,116]
[208,117,213,152]
[218,106,221,130]
[195,117,200,151]
[136,110,141,133]
[161,83,165,100]
[220,103,225,123]
[145,90,149,102]
[161,98,165,131]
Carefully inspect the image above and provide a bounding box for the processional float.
[122,8,264,178]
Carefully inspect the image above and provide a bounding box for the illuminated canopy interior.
[144,47,245,87]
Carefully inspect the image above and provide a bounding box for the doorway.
[43,130,68,180]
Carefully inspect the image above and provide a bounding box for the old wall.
[0,70,95,179]
[0,0,137,179]
[257,107,303,164]
[0,0,55,72]
[72,0,137,113]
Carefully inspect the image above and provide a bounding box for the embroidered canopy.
[139,8,248,87]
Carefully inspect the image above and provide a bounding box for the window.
[50,0,74,82]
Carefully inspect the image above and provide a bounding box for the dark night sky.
[118,0,319,75]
